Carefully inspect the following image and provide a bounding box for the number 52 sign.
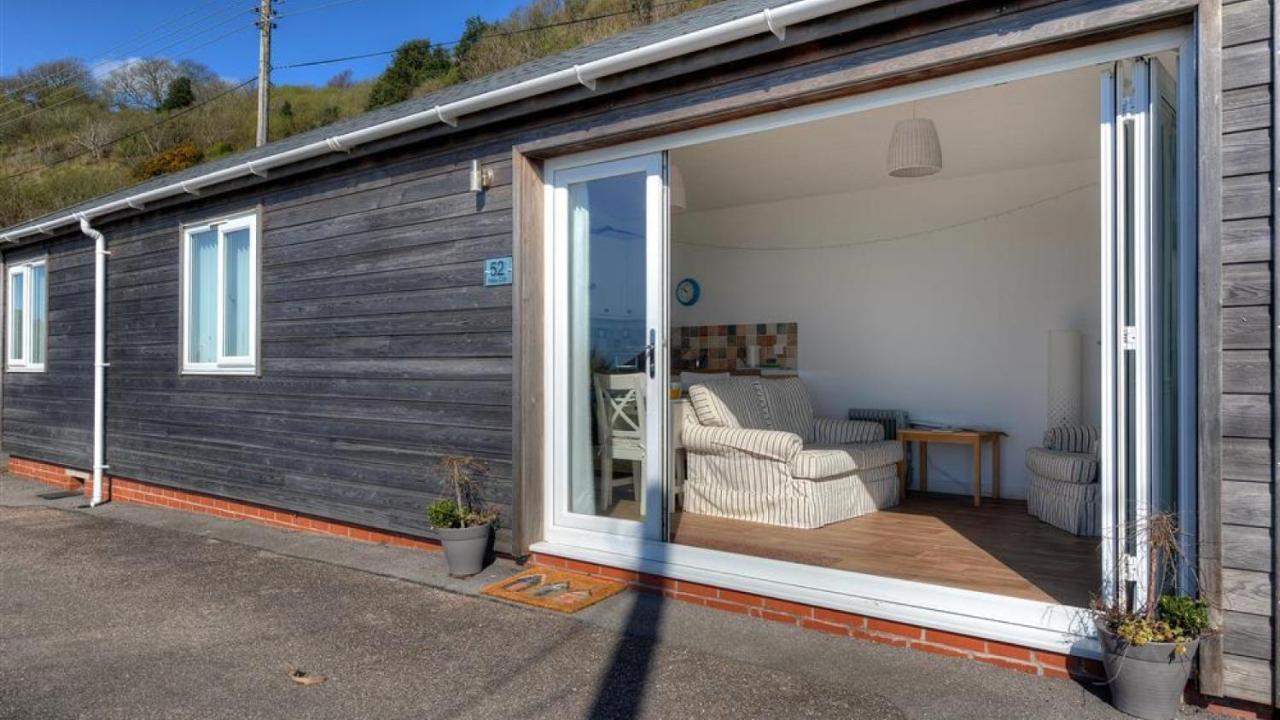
[484,256,513,286]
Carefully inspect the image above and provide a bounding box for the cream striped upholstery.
[682,377,901,528]
[759,377,814,440]
[1025,447,1097,484]
[1026,424,1101,537]
[688,378,770,429]
[812,417,884,444]
[1044,424,1099,454]
[1027,472,1100,536]
[790,441,903,480]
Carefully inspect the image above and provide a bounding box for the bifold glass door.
[550,153,667,539]
[1100,56,1189,611]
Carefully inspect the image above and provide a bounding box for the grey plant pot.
[436,522,493,577]
[1097,619,1200,720]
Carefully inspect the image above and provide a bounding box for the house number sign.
[484,256,514,286]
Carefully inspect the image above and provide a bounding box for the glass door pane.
[1101,55,1187,611]
[554,154,666,539]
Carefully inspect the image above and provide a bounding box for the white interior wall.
[671,157,1101,500]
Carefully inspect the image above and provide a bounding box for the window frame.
[6,258,48,373]
[179,211,260,375]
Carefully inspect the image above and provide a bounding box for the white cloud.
[91,57,141,81]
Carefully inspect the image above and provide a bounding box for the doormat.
[482,566,626,613]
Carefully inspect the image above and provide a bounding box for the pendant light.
[887,103,942,178]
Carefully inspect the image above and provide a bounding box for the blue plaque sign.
[484,256,513,286]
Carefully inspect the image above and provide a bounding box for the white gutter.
[0,0,871,241]
[76,215,107,507]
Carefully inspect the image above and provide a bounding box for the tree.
[2,59,94,108]
[159,76,194,111]
[325,69,355,89]
[70,117,114,160]
[453,17,491,77]
[102,58,179,110]
[366,40,451,110]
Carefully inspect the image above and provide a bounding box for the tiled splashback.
[675,322,799,372]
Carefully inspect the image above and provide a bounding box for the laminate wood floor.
[669,493,1100,606]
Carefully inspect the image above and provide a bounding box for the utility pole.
[255,0,274,147]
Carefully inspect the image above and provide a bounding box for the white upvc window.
[6,259,47,372]
[181,213,258,375]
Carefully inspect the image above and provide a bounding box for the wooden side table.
[895,428,1004,507]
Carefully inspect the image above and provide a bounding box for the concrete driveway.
[0,476,1205,719]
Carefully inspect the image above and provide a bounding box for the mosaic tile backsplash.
[674,323,799,372]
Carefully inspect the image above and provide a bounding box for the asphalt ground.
[0,475,1208,719]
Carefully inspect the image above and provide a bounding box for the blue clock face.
[676,278,701,306]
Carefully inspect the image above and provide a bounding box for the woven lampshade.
[886,117,943,178]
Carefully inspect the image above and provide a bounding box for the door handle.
[647,328,657,379]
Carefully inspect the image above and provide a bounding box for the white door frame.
[546,153,668,540]
[538,28,1195,657]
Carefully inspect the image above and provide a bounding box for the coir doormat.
[482,566,626,613]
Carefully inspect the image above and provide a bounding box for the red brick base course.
[13,457,1269,713]
[9,456,442,553]
[529,551,1103,682]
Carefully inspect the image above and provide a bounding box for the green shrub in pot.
[427,455,498,577]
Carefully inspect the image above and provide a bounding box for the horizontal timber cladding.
[3,142,520,550]
[1218,0,1276,705]
[1,233,94,470]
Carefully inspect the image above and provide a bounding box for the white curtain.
[568,181,596,516]
[189,229,218,363]
[223,228,251,357]
[29,265,45,365]
[8,271,23,361]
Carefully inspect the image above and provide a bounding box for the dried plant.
[1093,511,1213,651]
[426,455,498,529]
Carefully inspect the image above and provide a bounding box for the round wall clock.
[675,277,701,306]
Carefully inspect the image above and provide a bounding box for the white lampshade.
[669,162,687,211]
[887,117,943,178]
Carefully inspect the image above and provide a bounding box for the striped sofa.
[682,377,903,529]
[1025,425,1101,536]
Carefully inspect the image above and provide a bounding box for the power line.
[275,0,700,71]
[2,1,247,105]
[2,76,258,182]
[0,9,255,124]
[274,0,375,19]
[0,20,257,129]
[274,49,394,70]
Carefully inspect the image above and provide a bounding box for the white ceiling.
[671,65,1100,212]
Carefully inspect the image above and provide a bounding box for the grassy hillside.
[0,0,716,228]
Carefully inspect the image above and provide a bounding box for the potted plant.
[1093,513,1213,720]
[427,455,497,577]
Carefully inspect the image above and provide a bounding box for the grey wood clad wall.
[1220,0,1275,704]
[1,234,93,469]
[3,145,518,548]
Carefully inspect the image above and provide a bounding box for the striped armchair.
[682,377,903,529]
[1025,425,1100,536]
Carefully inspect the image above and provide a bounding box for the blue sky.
[0,0,527,86]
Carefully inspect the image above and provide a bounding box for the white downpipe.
[0,0,873,244]
[77,215,107,507]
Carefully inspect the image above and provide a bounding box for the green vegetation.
[428,455,498,529]
[1,0,717,228]
[366,40,452,110]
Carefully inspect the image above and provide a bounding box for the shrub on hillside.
[132,144,204,180]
